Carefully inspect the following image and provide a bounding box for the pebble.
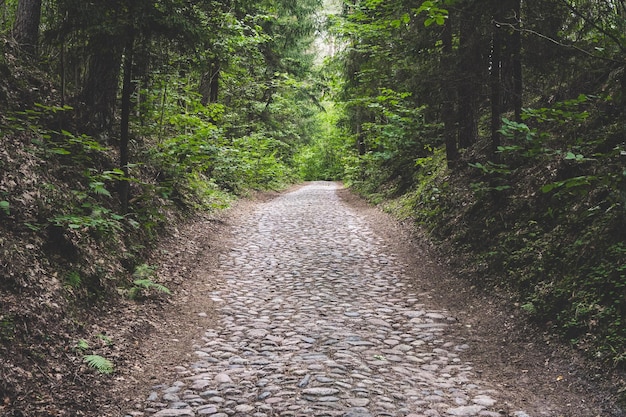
[127,182,532,417]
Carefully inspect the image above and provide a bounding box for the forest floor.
[3,183,624,416]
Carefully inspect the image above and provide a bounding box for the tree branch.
[557,0,626,55]
[493,21,625,65]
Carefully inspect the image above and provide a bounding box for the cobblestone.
[128,182,530,417]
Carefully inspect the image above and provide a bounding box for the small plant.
[83,354,114,374]
[127,264,171,299]
[97,333,113,346]
[0,200,9,215]
[49,204,124,236]
[64,271,82,289]
[75,339,90,351]
[0,315,16,342]
[128,279,171,299]
[74,339,114,374]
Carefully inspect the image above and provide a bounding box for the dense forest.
[1,0,626,414]
[319,0,626,373]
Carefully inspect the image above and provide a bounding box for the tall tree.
[13,0,42,56]
[441,9,458,164]
[457,0,484,150]
[490,0,522,154]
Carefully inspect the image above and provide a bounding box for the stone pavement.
[125,182,531,417]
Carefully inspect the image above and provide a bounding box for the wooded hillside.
[311,0,626,373]
[1,0,323,413]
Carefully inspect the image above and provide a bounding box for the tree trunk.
[510,0,524,122]
[200,60,220,105]
[13,0,42,56]
[441,11,458,165]
[457,0,480,150]
[119,31,134,213]
[82,33,123,135]
[491,0,504,155]
[496,0,522,118]
[355,107,366,155]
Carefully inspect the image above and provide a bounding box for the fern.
[133,279,171,294]
[126,264,170,299]
[83,354,114,374]
[133,263,157,279]
[76,339,90,350]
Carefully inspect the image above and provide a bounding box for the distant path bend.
[130,181,532,417]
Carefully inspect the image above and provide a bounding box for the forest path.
[119,182,619,417]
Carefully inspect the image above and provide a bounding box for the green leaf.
[89,181,112,197]
[76,339,90,350]
[133,279,171,295]
[565,151,584,161]
[83,354,114,374]
[541,182,562,193]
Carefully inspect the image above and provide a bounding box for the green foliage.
[97,333,113,346]
[540,175,597,194]
[0,0,17,32]
[75,339,90,351]
[414,1,449,27]
[128,279,171,299]
[49,205,124,236]
[83,354,114,374]
[521,94,591,124]
[74,336,114,374]
[125,264,171,300]
[0,200,9,215]
[0,314,16,342]
[294,102,353,180]
[64,271,82,289]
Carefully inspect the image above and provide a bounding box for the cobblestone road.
[127,182,531,417]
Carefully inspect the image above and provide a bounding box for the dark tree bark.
[491,0,504,155]
[509,0,523,122]
[200,60,220,105]
[441,11,459,165]
[457,0,481,150]
[119,31,134,213]
[82,33,123,135]
[491,0,523,155]
[501,0,522,121]
[355,106,366,155]
[13,0,42,56]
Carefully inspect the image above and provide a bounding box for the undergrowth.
[352,105,626,369]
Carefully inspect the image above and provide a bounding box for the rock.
[214,373,232,384]
[472,395,496,407]
[196,405,218,415]
[162,394,180,402]
[235,404,255,413]
[301,387,340,396]
[347,398,370,407]
[343,407,372,417]
[446,405,485,416]
[297,374,311,388]
[152,409,194,417]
